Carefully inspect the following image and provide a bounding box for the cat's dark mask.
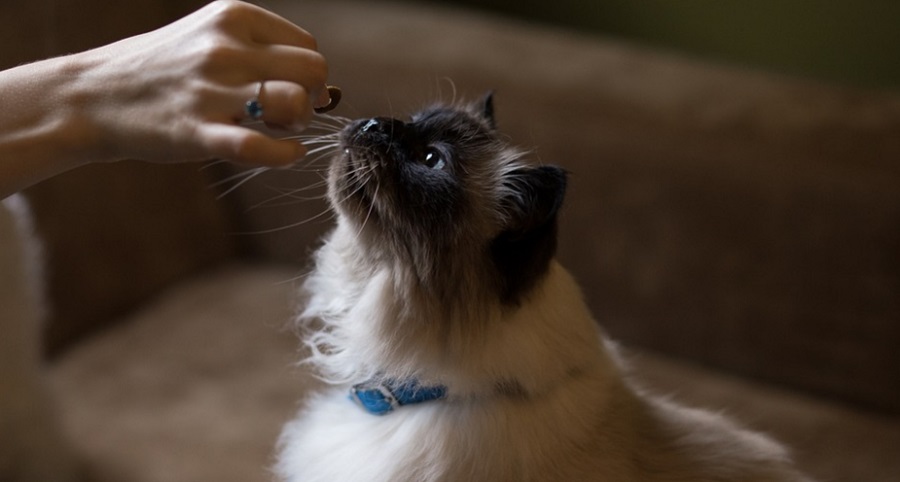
[331,93,567,305]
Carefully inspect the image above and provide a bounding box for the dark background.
[426,0,900,92]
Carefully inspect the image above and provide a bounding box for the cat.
[274,94,812,481]
[1,195,81,482]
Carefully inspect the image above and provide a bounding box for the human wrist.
[50,51,117,165]
[0,55,110,197]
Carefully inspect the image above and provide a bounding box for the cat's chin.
[328,148,373,217]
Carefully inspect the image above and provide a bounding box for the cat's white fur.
[1,196,79,482]
[276,217,811,481]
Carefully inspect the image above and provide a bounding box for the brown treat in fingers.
[314,85,342,114]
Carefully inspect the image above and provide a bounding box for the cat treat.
[315,85,342,114]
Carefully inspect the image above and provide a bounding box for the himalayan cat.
[1,196,80,482]
[275,95,812,482]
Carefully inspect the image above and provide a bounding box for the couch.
[5,1,900,481]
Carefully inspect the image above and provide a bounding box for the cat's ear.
[481,91,496,129]
[491,165,567,304]
[503,165,567,234]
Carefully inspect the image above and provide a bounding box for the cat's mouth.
[334,116,402,196]
[333,147,376,208]
[330,123,390,220]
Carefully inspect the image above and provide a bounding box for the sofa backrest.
[236,0,900,413]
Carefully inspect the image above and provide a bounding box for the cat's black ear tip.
[533,165,569,201]
[534,165,568,214]
[481,91,496,129]
[537,164,568,183]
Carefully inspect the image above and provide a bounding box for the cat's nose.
[345,117,407,156]
[359,117,405,136]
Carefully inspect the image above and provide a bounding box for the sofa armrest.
[25,162,236,356]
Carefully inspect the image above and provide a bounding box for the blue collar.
[350,378,448,415]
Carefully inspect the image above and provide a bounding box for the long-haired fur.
[275,96,811,482]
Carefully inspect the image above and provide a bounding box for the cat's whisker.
[306,121,348,134]
[246,181,330,210]
[253,158,365,213]
[307,140,338,150]
[304,145,342,159]
[200,159,232,170]
[280,135,338,143]
[214,167,270,199]
[292,148,341,172]
[314,113,352,125]
[280,133,340,145]
[285,163,329,174]
[354,181,379,241]
[311,116,348,125]
[232,206,336,236]
[284,163,328,174]
[300,137,340,146]
[334,165,376,208]
[295,136,341,143]
[272,265,320,286]
[345,161,377,179]
[252,193,327,209]
[298,128,342,137]
[209,166,268,189]
[438,76,458,106]
[306,121,345,131]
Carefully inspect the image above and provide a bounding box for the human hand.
[70,0,329,167]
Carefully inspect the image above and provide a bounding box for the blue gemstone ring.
[244,81,265,120]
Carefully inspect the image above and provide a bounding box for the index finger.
[239,2,319,50]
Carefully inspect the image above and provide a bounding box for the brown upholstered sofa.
[4,1,900,481]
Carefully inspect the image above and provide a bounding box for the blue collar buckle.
[350,378,447,415]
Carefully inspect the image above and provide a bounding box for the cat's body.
[275,97,811,482]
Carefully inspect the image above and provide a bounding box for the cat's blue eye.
[424,148,446,170]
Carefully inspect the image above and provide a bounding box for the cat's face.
[329,95,566,305]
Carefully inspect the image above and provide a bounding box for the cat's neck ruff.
[300,226,618,402]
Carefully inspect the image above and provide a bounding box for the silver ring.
[244,81,265,120]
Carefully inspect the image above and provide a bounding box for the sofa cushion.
[50,265,313,482]
[49,264,900,482]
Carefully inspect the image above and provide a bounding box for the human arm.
[0,0,329,199]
